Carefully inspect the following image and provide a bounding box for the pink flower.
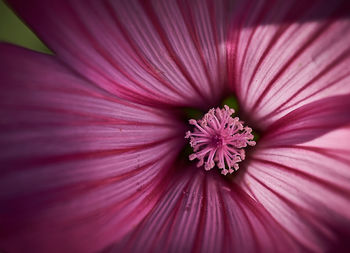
[1,0,350,252]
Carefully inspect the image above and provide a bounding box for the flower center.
[185,105,256,175]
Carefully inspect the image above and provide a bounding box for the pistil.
[185,105,255,175]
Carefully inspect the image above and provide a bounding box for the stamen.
[185,105,256,175]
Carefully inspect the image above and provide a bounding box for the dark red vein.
[60,1,173,106]
[244,0,314,100]
[177,0,216,96]
[238,0,276,99]
[139,0,208,102]
[4,135,179,170]
[250,4,347,113]
[191,174,207,253]
[102,0,190,101]
[252,157,350,198]
[260,48,350,121]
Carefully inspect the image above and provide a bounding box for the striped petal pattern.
[0,44,184,253]
[1,0,350,252]
[239,126,350,252]
[106,167,296,253]
[227,0,350,128]
[7,0,228,108]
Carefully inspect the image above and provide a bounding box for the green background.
[0,0,51,53]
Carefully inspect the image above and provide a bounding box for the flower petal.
[227,0,350,127]
[107,167,297,253]
[0,43,184,253]
[261,94,350,146]
[7,0,228,107]
[238,126,350,252]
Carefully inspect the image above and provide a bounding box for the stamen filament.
[185,106,255,175]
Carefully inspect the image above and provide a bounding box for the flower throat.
[185,105,255,175]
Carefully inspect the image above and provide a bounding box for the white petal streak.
[109,168,296,253]
[239,126,350,251]
[7,0,228,107]
[227,0,350,127]
[0,44,184,253]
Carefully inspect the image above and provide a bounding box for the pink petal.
[238,126,350,252]
[107,166,296,253]
[261,94,350,146]
[227,0,350,128]
[0,44,184,253]
[7,0,228,108]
